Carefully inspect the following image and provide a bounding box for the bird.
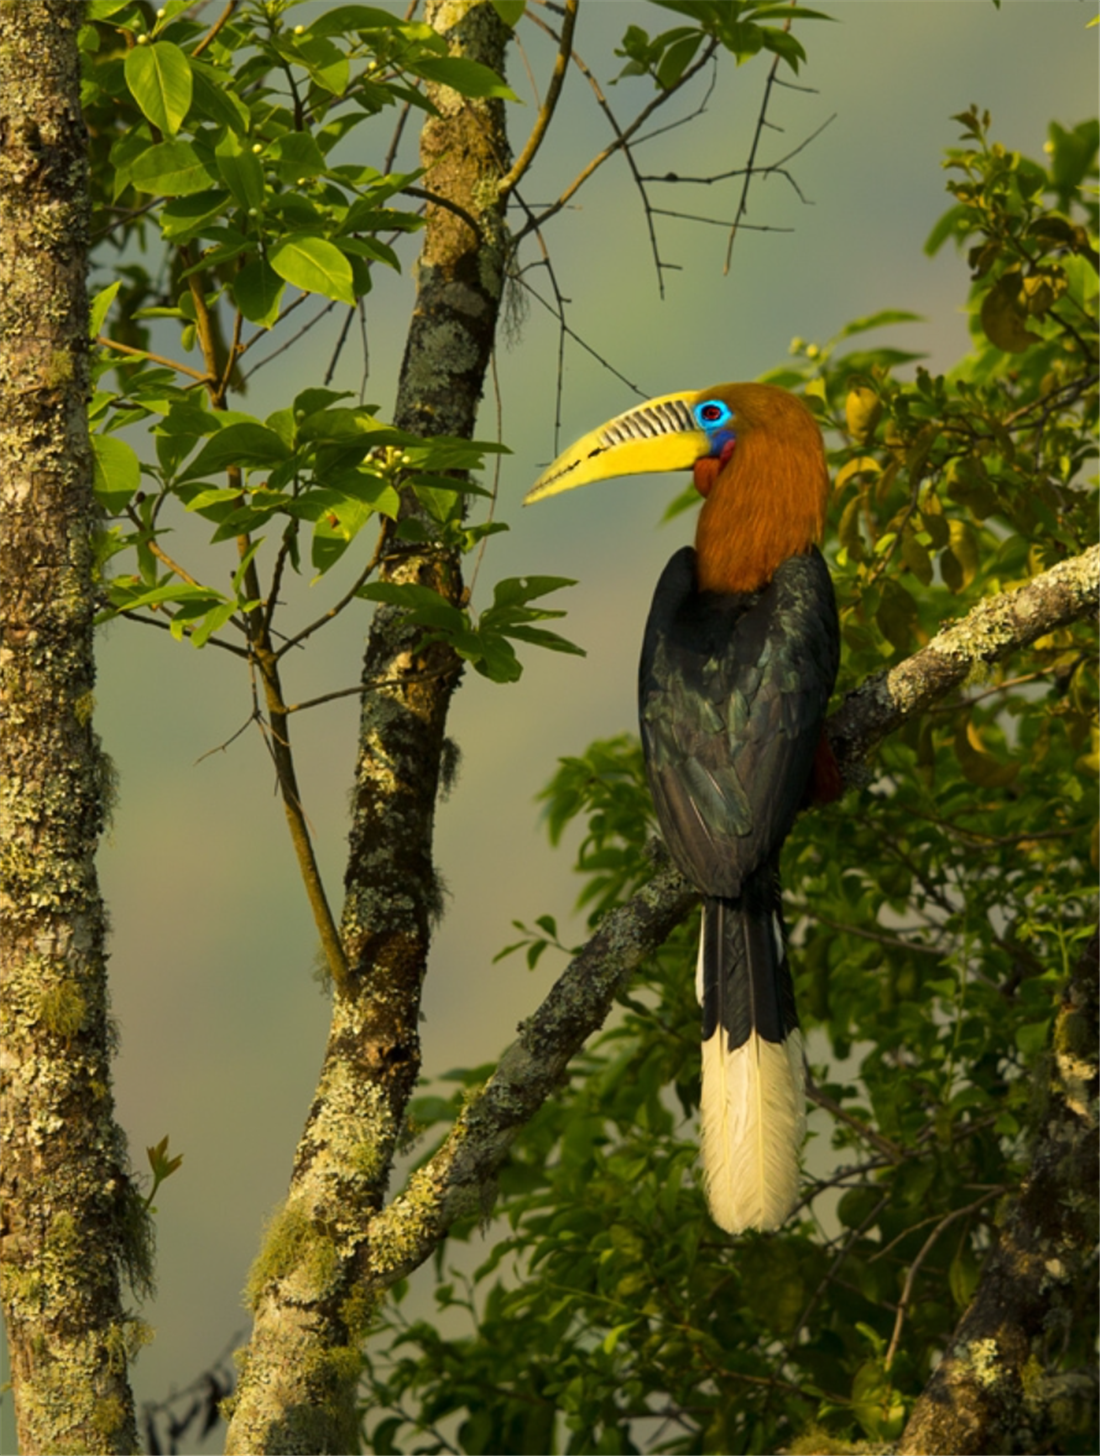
[525,383,840,1233]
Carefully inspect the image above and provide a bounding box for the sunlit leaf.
[124,41,192,137]
[268,233,357,305]
[91,433,141,512]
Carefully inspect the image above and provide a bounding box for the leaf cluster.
[615,1,830,90]
[79,0,585,678]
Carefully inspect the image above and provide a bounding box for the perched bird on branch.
[527,383,839,1233]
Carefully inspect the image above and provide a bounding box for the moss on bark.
[0,4,142,1452]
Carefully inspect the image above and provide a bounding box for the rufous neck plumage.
[692,386,828,595]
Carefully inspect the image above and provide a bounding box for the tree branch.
[360,863,697,1287]
[829,544,1100,781]
[500,0,578,200]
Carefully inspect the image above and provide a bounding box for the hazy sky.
[4,4,1094,1450]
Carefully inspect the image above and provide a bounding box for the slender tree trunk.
[0,5,144,1453]
[224,3,512,1450]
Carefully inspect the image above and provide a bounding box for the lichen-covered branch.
[897,932,1099,1456]
[224,2,515,1450]
[829,543,1099,779]
[361,863,696,1286]
[340,547,1099,1300]
[0,5,144,1452]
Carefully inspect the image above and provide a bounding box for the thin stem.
[498,0,578,200]
[402,185,484,240]
[274,523,390,661]
[216,305,244,404]
[884,1191,1002,1369]
[97,335,211,383]
[117,609,249,658]
[192,0,239,58]
[236,513,351,994]
[806,1076,906,1160]
[283,661,458,715]
[791,905,947,958]
[513,20,718,245]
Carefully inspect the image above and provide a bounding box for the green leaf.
[1015,1018,1051,1058]
[188,59,250,133]
[89,280,122,339]
[268,233,356,305]
[177,422,292,481]
[294,35,350,96]
[124,41,193,138]
[131,139,219,197]
[501,624,585,657]
[356,581,466,633]
[160,189,232,243]
[109,579,226,613]
[91,434,141,513]
[410,55,519,102]
[490,0,526,25]
[837,309,923,340]
[488,575,577,609]
[924,203,971,257]
[215,129,266,211]
[470,632,522,682]
[980,272,1041,354]
[271,131,328,183]
[307,5,403,37]
[233,258,285,327]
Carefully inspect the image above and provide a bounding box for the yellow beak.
[524,390,711,504]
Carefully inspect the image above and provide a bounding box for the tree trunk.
[0,4,143,1453]
[224,3,512,1450]
[898,933,1099,1455]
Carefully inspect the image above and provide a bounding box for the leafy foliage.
[616,1,831,88]
[360,115,1098,1455]
[80,0,574,680]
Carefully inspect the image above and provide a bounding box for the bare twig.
[805,1077,906,1161]
[192,0,239,58]
[274,523,390,661]
[283,661,460,716]
[885,1191,1003,1369]
[241,297,338,380]
[513,16,718,246]
[499,0,578,200]
[402,185,485,240]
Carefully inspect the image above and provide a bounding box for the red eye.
[700,404,723,422]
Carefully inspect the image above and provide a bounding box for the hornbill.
[526,384,839,1233]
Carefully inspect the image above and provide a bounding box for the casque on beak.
[524,389,716,503]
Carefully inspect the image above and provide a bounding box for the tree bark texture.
[898,933,1099,1455]
[0,4,143,1453]
[224,3,514,1450]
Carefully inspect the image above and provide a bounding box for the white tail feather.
[700,1027,805,1234]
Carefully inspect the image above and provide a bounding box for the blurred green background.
[2,2,1096,1450]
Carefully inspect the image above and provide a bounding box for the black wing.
[638,545,839,899]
